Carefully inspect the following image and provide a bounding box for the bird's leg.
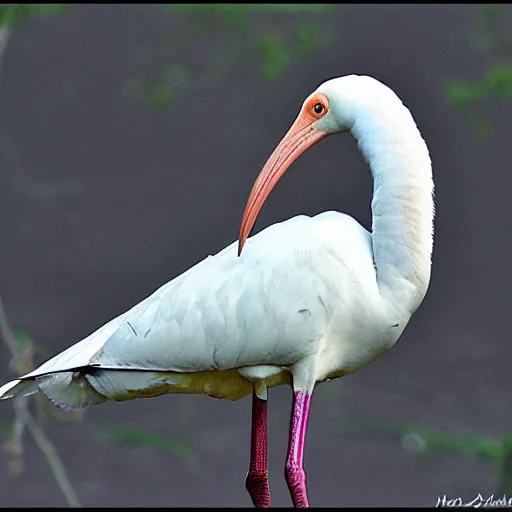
[285,390,312,508]
[245,387,271,508]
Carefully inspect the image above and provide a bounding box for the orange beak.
[238,107,329,256]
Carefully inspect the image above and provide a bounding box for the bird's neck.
[352,105,434,313]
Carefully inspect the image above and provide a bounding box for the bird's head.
[237,74,401,256]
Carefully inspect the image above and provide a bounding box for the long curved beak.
[238,112,328,256]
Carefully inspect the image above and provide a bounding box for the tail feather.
[0,379,38,399]
[36,371,108,412]
[0,368,186,411]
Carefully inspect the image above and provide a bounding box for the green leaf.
[12,330,32,349]
[18,4,67,17]
[222,5,251,28]
[257,34,293,80]
[397,425,501,462]
[150,84,173,107]
[445,79,484,109]
[0,4,67,28]
[127,3,340,107]
[103,427,192,462]
[296,23,319,47]
[293,23,321,57]
[350,418,501,462]
[446,63,512,113]
[483,63,512,99]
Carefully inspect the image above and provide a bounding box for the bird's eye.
[313,103,324,115]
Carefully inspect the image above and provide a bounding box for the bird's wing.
[88,211,376,373]
[1,212,376,407]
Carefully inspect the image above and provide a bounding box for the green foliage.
[12,330,32,350]
[404,427,512,495]
[354,418,512,494]
[124,4,338,108]
[445,5,512,136]
[400,426,500,461]
[103,426,195,468]
[445,80,484,110]
[446,63,512,110]
[445,63,512,138]
[0,4,67,28]
[256,24,320,80]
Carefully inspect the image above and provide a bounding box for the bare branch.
[0,27,10,77]
[0,286,17,355]
[24,401,81,507]
[0,293,82,506]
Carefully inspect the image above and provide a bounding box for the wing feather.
[0,212,376,410]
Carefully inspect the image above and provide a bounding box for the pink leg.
[285,391,312,508]
[245,391,271,507]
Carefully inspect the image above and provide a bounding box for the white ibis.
[0,74,434,508]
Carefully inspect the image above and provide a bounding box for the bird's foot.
[285,466,309,508]
[245,470,271,507]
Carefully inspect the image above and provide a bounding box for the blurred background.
[0,4,511,507]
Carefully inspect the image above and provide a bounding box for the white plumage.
[0,75,434,409]
[0,75,434,506]
[0,75,434,507]
[1,211,396,407]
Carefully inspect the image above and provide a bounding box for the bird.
[0,74,434,508]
